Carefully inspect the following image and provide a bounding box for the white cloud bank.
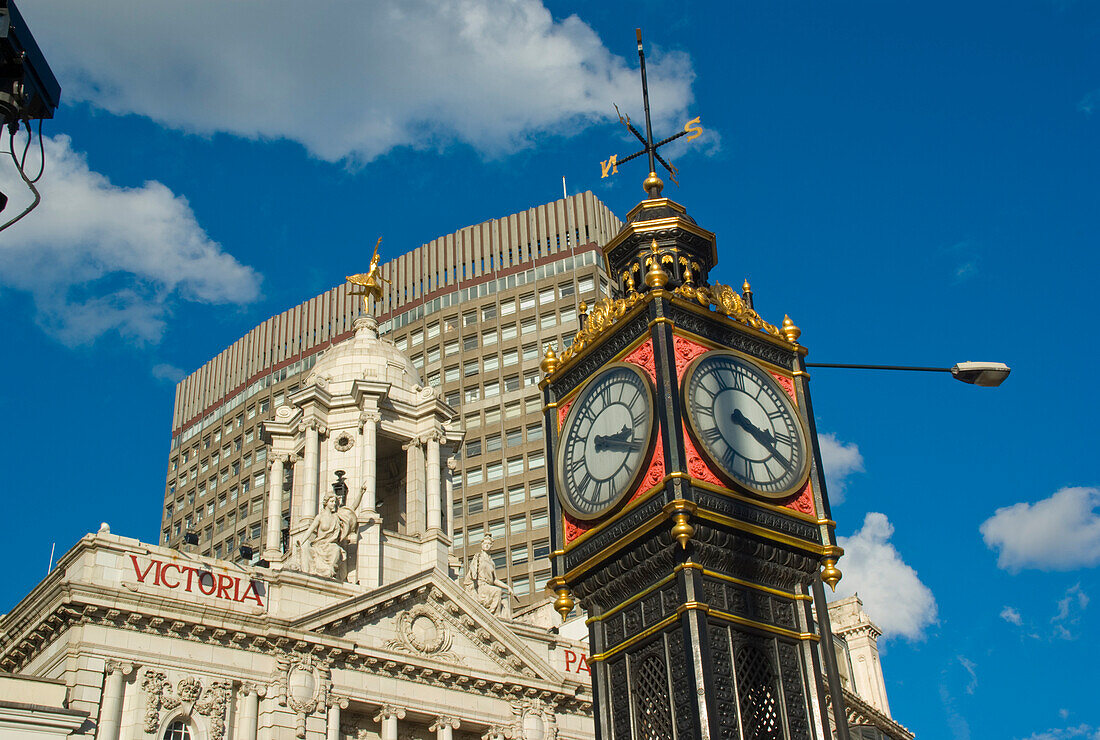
[817,432,864,503]
[831,512,938,640]
[0,136,260,345]
[22,0,696,164]
[980,487,1100,572]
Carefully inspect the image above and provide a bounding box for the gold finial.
[644,239,668,288]
[643,170,664,198]
[821,558,842,591]
[578,300,587,315]
[540,344,560,374]
[781,314,801,344]
[741,279,753,308]
[553,584,575,620]
[346,236,390,314]
[671,511,694,549]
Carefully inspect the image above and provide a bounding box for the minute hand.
[730,409,790,468]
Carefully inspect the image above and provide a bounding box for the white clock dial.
[683,352,810,499]
[555,363,656,520]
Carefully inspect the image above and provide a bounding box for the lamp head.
[951,361,1011,387]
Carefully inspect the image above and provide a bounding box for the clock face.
[683,352,810,499]
[555,363,656,520]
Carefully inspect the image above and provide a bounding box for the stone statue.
[297,493,358,579]
[461,535,516,618]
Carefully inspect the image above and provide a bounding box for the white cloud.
[21,1,697,165]
[830,512,938,640]
[980,487,1100,572]
[817,432,864,504]
[1000,606,1023,626]
[1078,90,1100,116]
[152,363,186,383]
[957,655,978,694]
[0,135,260,345]
[1020,725,1100,740]
[1052,584,1089,640]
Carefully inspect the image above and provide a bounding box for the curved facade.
[162,192,622,608]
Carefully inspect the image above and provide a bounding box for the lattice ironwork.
[632,654,675,739]
[736,642,783,740]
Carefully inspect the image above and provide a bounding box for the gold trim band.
[586,572,677,625]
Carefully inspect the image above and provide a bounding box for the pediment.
[292,570,558,683]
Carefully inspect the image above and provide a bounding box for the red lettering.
[183,566,196,592]
[564,649,576,672]
[160,563,181,589]
[240,581,264,607]
[216,574,234,600]
[233,577,241,602]
[130,555,156,583]
[153,561,166,586]
[577,653,591,675]
[197,572,217,595]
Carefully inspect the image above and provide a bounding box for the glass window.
[522,344,539,362]
[485,407,501,425]
[467,494,484,514]
[524,370,539,387]
[533,539,551,560]
[463,311,477,326]
[464,359,479,376]
[559,281,575,298]
[539,288,555,305]
[163,720,192,740]
[428,371,440,387]
[466,439,482,458]
[531,511,549,529]
[464,386,480,402]
[410,329,423,346]
[508,485,526,505]
[445,340,459,357]
[468,524,484,544]
[529,451,544,469]
[513,576,530,597]
[395,336,408,352]
[488,490,504,509]
[427,346,440,363]
[489,519,506,540]
[446,390,461,407]
[482,304,497,321]
[486,434,502,453]
[520,293,535,311]
[579,276,594,294]
[507,456,524,476]
[561,307,577,324]
[525,396,541,414]
[484,355,500,372]
[427,321,440,339]
[511,544,529,565]
[540,313,556,330]
[500,298,516,316]
[454,529,465,549]
[466,467,483,486]
[453,501,463,520]
[463,334,478,351]
[464,412,480,429]
[521,318,536,336]
[501,324,517,341]
[506,429,523,447]
[484,381,499,398]
[530,480,547,498]
[486,461,502,481]
[504,375,520,392]
[505,401,521,419]
[481,328,497,346]
[445,365,459,383]
[492,550,507,569]
[503,349,518,366]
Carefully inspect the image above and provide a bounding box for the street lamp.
[806,360,1011,387]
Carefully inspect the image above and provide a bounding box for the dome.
[305,317,421,395]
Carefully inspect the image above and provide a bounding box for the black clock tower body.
[542,196,843,740]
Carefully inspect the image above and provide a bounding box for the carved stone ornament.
[140,669,232,740]
[333,431,356,452]
[276,653,331,738]
[275,405,294,419]
[385,604,461,662]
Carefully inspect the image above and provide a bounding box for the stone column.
[264,454,285,560]
[236,683,263,740]
[327,697,348,740]
[403,438,425,533]
[430,716,460,740]
[373,705,405,740]
[355,410,381,513]
[425,430,442,533]
[97,661,133,740]
[301,420,323,522]
[444,458,457,541]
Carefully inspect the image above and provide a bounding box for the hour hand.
[730,410,789,467]
[594,425,639,452]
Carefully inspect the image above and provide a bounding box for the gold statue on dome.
[347,236,390,313]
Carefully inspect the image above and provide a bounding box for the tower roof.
[305,317,421,395]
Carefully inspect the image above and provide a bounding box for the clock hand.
[730,409,791,468]
[594,426,639,452]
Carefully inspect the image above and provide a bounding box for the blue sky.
[1,2,1098,738]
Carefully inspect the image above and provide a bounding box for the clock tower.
[541,186,843,739]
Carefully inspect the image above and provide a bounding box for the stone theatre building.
[0,199,911,740]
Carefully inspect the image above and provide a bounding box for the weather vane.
[600,29,703,197]
[346,236,390,314]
